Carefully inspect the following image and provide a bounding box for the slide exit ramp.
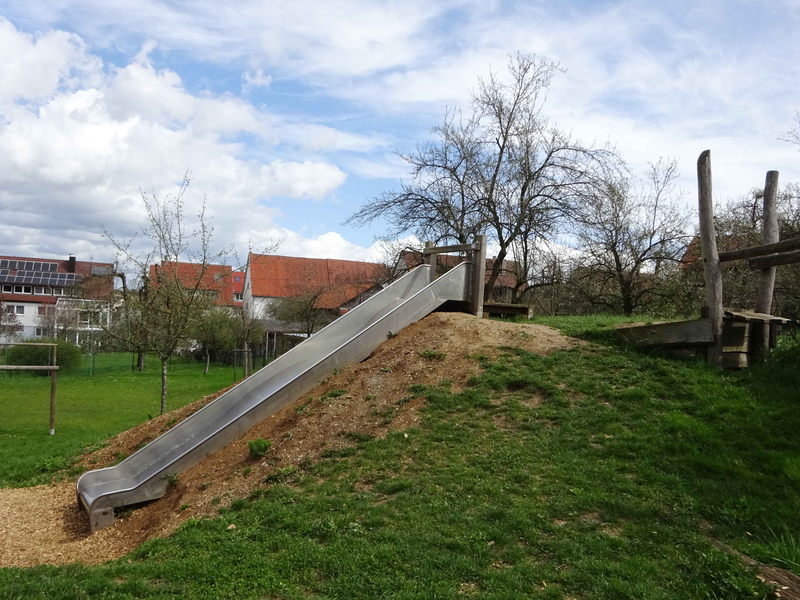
[77,262,471,532]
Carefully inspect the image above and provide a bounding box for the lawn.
[1,320,799,598]
[0,353,235,487]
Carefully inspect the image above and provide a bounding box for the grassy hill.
[1,317,798,598]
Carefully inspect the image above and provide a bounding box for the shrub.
[6,338,82,374]
[248,437,272,459]
[420,349,446,361]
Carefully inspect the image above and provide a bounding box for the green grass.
[0,353,234,487]
[2,323,799,598]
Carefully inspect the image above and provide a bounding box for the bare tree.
[344,108,484,246]
[103,173,225,414]
[782,111,800,148]
[573,158,691,315]
[345,54,618,301]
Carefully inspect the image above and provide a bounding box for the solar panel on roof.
[0,260,7,269]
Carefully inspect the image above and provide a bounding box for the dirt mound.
[0,313,575,568]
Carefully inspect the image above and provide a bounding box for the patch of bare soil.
[0,313,575,568]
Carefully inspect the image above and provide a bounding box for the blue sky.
[0,0,798,266]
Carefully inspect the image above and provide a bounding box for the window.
[37,306,54,316]
[35,327,43,336]
[44,287,52,295]
[53,288,63,296]
[234,293,243,301]
[34,286,44,295]
[15,305,24,315]
[2,284,10,293]
[235,276,241,282]
[14,285,23,294]
[23,286,32,294]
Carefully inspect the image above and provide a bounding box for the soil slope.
[0,313,575,568]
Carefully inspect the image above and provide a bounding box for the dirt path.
[0,313,575,568]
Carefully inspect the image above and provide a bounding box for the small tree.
[1,303,22,340]
[268,288,335,338]
[193,306,236,374]
[103,173,225,413]
[573,158,691,315]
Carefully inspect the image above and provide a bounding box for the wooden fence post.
[424,241,436,284]
[472,235,487,317]
[697,150,723,366]
[49,344,57,435]
[756,171,780,314]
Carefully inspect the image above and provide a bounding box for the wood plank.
[483,303,532,318]
[720,352,748,369]
[722,320,749,353]
[422,243,480,255]
[748,249,800,270]
[719,235,800,262]
[0,365,59,371]
[617,319,713,347]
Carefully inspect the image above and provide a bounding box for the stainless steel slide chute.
[76,262,471,532]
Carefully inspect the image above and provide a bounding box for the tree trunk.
[483,248,508,302]
[160,358,168,415]
[137,351,145,372]
[204,346,210,375]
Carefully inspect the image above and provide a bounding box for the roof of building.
[399,251,520,289]
[0,255,113,305]
[148,262,235,306]
[248,253,386,309]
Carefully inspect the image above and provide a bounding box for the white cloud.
[0,25,352,262]
[241,68,272,92]
[0,16,102,104]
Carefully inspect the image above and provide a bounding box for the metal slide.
[77,262,471,532]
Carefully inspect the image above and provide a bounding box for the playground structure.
[619,151,799,367]
[0,342,59,435]
[76,238,488,532]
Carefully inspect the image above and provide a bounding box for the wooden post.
[49,344,57,435]
[756,171,780,314]
[697,150,723,366]
[751,171,780,356]
[472,234,487,317]
[424,241,436,284]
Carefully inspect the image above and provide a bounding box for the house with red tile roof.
[0,254,114,343]
[148,262,237,306]
[243,253,387,333]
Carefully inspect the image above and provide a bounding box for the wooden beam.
[748,249,800,270]
[0,365,60,371]
[718,236,800,262]
[697,150,723,365]
[0,342,58,347]
[422,243,480,255]
[617,319,713,347]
